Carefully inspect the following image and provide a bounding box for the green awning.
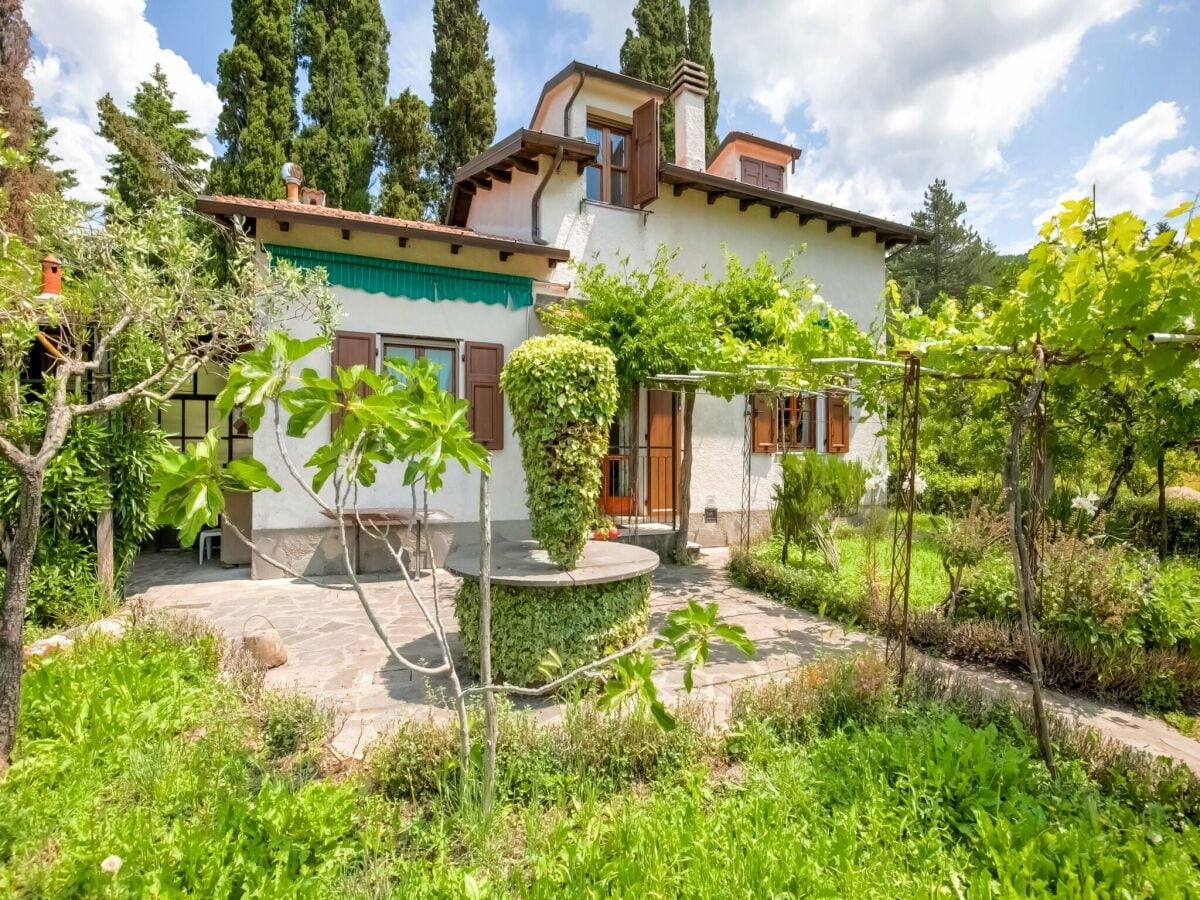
[265,244,534,309]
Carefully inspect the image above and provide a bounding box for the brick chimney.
[670,59,708,171]
[281,161,303,203]
[40,255,61,296]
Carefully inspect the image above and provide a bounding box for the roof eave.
[195,196,571,263]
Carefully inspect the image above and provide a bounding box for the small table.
[320,507,452,575]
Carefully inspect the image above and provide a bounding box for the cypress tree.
[212,0,298,200]
[429,0,497,215]
[619,0,688,159]
[0,0,59,236]
[377,89,437,220]
[686,0,719,157]
[97,65,209,213]
[293,0,389,212]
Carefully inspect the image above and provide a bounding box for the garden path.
[129,548,1200,772]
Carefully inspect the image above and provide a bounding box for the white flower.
[865,472,888,494]
[1185,315,1195,331]
[100,855,123,875]
[910,471,927,495]
[777,286,790,300]
[811,293,825,307]
[1070,492,1100,517]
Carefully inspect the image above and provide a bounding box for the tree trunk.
[478,467,497,817]
[1157,451,1168,560]
[1004,361,1056,776]
[0,468,46,763]
[673,387,697,563]
[1093,438,1135,522]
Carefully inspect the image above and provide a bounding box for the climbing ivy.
[499,335,619,569]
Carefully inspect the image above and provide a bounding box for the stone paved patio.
[129,547,1200,772]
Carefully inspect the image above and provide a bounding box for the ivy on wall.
[499,335,619,569]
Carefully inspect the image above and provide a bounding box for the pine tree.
[686,0,719,157]
[620,0,688,159]
[429,0,497,214]
[29,111,77,196]
[212,0,298,200]
[293,0,389,212]
[377,90,437,220]
[97,65,209,213]
[887,179,999,311]
[0,0,58,236]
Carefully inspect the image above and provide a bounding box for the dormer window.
[586,119,632,207]
[740,157,785,191]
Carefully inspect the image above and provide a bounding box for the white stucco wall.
[250,221,547,534]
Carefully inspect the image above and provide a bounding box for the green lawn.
[3,621,1199,896]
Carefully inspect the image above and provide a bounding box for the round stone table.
[445,539,659,586]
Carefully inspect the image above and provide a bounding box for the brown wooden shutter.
[331,330,375,435]
[631,98,659,208]
[825,390,850,454]
[762,162,785,192]
[751,394,776,453]
[740,157,763,187]
[464,341,504,451]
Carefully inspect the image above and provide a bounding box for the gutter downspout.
[531,146,564,245]
[564,71,585,136]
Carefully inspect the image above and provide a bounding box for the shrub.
[499,335,619,569]
[929,500,1007,615]
[956,551,1018,620]
[921,469,1002,514]
[727,548,855,620]
[731,654,895,743]
[1111,493,1200,557]
[771,451,866,572]
[260,691,330,758]
[454,574,651,686]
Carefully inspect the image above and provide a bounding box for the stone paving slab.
[128,547,1200,772]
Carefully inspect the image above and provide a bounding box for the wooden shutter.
[762,162,785,192]
[465,341,504,451]
[825,390,850,454]
[751,394,776,453]
[631,98,659,208]
[801,394,818,449]
[331,330,375,435]
[740,157,763,187]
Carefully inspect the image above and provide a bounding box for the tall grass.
[3,620,1199,896]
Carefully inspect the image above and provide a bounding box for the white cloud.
[703,0,1137,220]
[27,0,219,202]
[1037,101,1197,225]
[1130,25,1164,44]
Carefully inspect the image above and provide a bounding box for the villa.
[193,59,927,577]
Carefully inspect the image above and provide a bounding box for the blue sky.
[26,0,1200,253]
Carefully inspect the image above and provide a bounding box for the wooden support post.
[95,351,114,594]
[479,463,497,816]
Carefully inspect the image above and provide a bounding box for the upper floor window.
[740,157,785,192]
[586,119,631,207]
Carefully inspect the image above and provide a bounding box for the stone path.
[129,548,1200,772]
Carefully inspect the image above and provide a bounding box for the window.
[157,367,252,463]
[382,336,457,394]
[586,119,632,207]
[778,393,816,449]
[740,157,785,192]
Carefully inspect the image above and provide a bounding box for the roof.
[709,131,803,166]
[447,129,599,228]
[533,62,669,128]
[195,195,570,263]
[658,164,930,246]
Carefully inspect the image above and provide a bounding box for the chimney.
[670,59,708,171]
[40,255,61,296]
[281,161,304,203]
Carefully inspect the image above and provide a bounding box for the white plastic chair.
[198,524,222,564]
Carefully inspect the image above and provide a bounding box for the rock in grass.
[23,634,73,663]
[243,626,287,669]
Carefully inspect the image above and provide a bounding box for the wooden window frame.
[777,393,817,450]
[586,118,633,208]
[381,335,459,395]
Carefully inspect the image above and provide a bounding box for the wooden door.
[601,406,634,516]
[645,389,679,516]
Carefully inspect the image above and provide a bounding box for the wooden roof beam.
[512,157,539,175]
[706,190,726,205]
[739,198,756,212]
[470,175,493,191]
[487,166,513,183]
